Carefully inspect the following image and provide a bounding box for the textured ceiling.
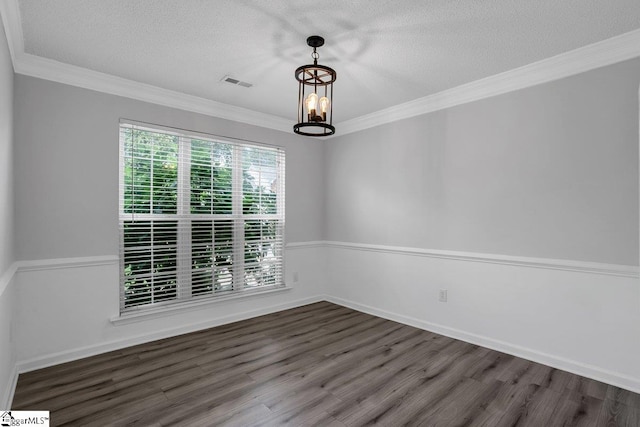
[17,0,640,122]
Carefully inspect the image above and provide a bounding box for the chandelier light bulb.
[319,96,330,121]
[305,93,318,119]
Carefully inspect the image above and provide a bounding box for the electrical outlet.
[293,272,299,283]
[439,289,448,303]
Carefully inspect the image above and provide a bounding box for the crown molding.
[2,0,640,137]
[0,0,22,70]
[14,53,294,133]
[0,2,293,133]
[337,29,640,136]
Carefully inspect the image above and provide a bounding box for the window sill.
[111,285,292,326]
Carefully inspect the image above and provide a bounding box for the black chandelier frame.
[294,36,336,137]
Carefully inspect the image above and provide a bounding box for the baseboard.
[1,363,18,409]
[324,295,640,394]
[10,292,640,399]
[17,295,324,374]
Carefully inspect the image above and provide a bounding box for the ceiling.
[11,0,640,124]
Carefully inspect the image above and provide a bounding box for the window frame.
[118,120,286,315]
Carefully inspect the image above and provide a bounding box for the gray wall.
[14,76,324,261]
[11,75,327,376]
[326,59,640,266]
[0,18,14,273]
[0,16,15,408]
[6,42,640,395]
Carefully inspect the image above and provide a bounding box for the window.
[119,122,285,314]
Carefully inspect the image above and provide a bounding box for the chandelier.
[294,36,336,137]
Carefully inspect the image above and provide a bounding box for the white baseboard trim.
[1,363,18,409]
[16,295,324,374]
[324,241,639,278]
[325,295,640,394]
[9,293,640,398]
[7,248,639,397]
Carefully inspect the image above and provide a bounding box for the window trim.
[118,119,286,315]
[111,285,292,326]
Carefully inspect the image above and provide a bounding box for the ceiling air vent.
[221,75,253,88]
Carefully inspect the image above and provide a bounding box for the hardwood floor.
[12,301,640,426]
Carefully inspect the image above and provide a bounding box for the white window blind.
[118,122,285,313]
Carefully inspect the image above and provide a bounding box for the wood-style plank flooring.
[12,302,640,426]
